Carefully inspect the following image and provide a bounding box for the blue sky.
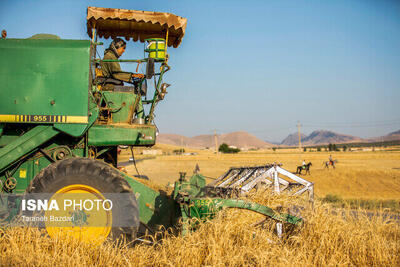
[1,0,400,142]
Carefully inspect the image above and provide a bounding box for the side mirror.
[146,58,155,79]
[159,83,170,100]
[141,79,147,96]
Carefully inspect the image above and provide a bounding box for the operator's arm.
[114,66,145,81]
[108,61,133,83]
[101,52,143,82]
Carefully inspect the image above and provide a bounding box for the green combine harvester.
[0,7,302,243]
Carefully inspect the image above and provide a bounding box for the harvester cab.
[87,6,187,131]
[0,7,302,244]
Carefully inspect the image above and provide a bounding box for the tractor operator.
[100,38,145,119]
[101,38,144,90]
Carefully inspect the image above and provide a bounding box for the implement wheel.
[27,158,139,243]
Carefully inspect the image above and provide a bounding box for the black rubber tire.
[27,157,139,242]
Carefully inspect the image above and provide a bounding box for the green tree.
[218,143,229,153]
[173,148,185,154]
[219,143,240,154]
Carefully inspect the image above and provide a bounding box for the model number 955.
[33,115,48,122]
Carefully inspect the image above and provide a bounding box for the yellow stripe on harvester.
[0,115,88,124]
[0,115,17,122]
[65,116,88,123]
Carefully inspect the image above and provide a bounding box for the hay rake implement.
[209,164,314,202]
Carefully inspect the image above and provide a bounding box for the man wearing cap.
[100,38,145,119]
[101,37,144,87]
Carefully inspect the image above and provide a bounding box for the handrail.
[93,58,166,63]
[93,59,148,63]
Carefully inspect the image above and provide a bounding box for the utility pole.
[297,121,302,152]
[214,130,219,155]
[180,137,183,156]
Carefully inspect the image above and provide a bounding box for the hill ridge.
[281,130,364,146]
[158,129,400,148]
[157,131,273,149]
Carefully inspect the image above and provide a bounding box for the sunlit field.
[124,145,400,200]
[1,193,398,266]
[1,146,399,266]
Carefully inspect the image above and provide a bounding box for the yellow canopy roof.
[87,6,187,48]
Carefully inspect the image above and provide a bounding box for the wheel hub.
[45,184,112,244]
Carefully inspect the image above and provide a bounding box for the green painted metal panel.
[0,143,87,194]
[88,124,156,146]
[53,123,89,137]
[119,171,177,229]
[0,125,59,173]
[102,92,138,123]
[10,156,52,193]
[53,96,99,137]
[0,39,90,121]
[0,134,19,147]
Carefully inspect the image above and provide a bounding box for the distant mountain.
[190,134,215,148]
[369,129,400,142]
[156,133,192,147]
[157,131,273,149]
[265,140,281,145]
[386,129,400,140]
[303,130,364,145]
[390,129,400,135]
[280,133,307,146]
[281,130,364,146]
[219,131,273,149]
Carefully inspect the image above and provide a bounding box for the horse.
[323,159,337,169]
[296,162,312,175]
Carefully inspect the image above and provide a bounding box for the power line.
[302,122,400,128]
[297,121,302,152]
[302,118,400,124]
[301,118,400,128]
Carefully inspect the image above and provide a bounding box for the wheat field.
[126,145,400,200]
[1,194,398,266]
[1,147,399,266]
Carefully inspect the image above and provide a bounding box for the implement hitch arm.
[178,196,303,236]
[211,199,303,226]
[185,198,303,226]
